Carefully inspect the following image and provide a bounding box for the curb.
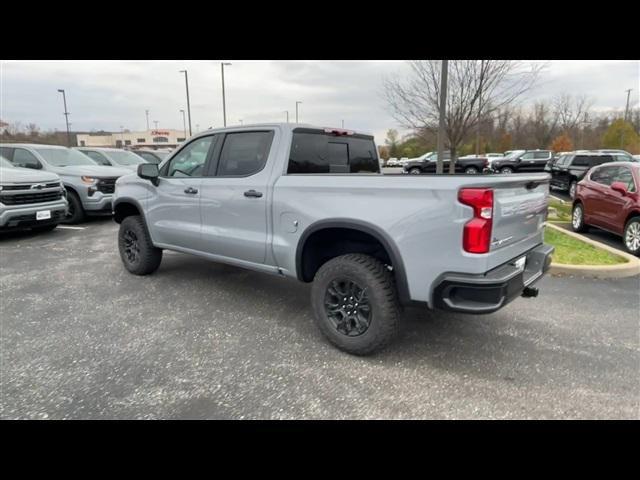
[546,223,640,279]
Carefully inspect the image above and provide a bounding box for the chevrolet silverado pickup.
[0,158,68,232]
[113,123,554,355]
[1,144,131,223]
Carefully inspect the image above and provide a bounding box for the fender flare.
[295,218,412,305]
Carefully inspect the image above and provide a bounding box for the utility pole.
[624,89,632,121]
[57,89,71,146]
[436,60,448,175]
[221,62,232,127]
[475,60,485,157]
[145,109,150,130]
[179,70,192,136]
[296,101,302,123]
[180,109,187,138]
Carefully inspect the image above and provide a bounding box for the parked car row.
[1,144,176,232]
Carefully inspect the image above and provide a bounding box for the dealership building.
[76,129,188,150]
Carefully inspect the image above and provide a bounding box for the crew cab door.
[198,129,276,264]
[146,134,217,249]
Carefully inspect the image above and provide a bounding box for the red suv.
[571,162,640,255]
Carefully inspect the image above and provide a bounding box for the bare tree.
[383,60,543,173]
[530,101,560,148]
[553,93,594,144]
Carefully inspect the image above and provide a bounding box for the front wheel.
[571,202,589,233]
[500,167,513,174]
[409,167,421,175]
[623,216,640,256]
[464,166,478,174]
[118,215,163,275]
[311,254,400,355]
[62,190,85,224]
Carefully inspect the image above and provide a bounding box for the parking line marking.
[57,226,86,230]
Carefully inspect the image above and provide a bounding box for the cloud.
[1,60,638,145]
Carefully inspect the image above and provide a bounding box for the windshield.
[504,150,526,159]
[34,148,97,166]
[103,150,145,166]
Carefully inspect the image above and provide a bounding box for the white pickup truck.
[113,123,553,355]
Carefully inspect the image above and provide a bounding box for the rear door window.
[534,151,550,159]
[288,130,379,174]
[571,156,591,167]
[589,155,614,167]
[216,131,274,177]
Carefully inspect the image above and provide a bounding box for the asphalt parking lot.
[1,218,639,419]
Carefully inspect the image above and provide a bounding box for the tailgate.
[490,178,549,252]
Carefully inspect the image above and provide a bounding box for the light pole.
[179,70,192,136]
[180,110,187,138]
[57,89,71,146]
[145,109,150,130]
[624,89,633,121]
[153,121,159,130]
[436,60,448,175]
[221,62,232,127]
[239,119,243,125]
[295,101,302,123]
[196,124,200,133]
[120,125,124,149]
[284,111,289,123]
[341,119,344,128]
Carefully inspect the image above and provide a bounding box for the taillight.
[458,188,493,254]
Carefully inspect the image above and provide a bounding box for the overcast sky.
[1,60,638,144]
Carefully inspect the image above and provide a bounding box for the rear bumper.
[432,243,554,314]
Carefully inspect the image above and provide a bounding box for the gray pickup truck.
[1,144,131,224]
[0,157,68,232]
[113,124,554,355]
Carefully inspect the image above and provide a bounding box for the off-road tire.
[118,215,163,275]
[311,253,400,356]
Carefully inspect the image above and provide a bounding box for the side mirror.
[610,181,628,195]
[138,163,159,186]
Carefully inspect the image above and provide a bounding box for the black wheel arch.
[295,219,411,305]
[113,197,146,224]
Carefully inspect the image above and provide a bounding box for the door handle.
[244,190,263,198]
[184,187,198,194]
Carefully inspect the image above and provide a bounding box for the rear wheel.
[311,254,400,356]
[569,180,578,199]
[63,190,85,224]
[118,215,163,275]
[623,216,640,256]
[500,166,513,174]
[571,202,588,233]
[409,167,421,175]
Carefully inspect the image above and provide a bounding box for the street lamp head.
[222,62,232,66]
[57,89,64,93]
